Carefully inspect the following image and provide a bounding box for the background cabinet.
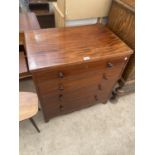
[107,0,135,95]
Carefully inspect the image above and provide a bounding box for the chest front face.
[32,55,129,121]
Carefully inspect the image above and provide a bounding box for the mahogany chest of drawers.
[25,24,133,122]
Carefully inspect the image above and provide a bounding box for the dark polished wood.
[36,14,55,28]
[25,24,132,71]
[25,24,133,122]
[107,0,135,95]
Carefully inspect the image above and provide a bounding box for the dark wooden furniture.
[29,0,56,28]
[25,24,133,122]
[107,0,135,96]
[29,1,50,16]
[19,12,40,79]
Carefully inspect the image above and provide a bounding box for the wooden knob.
[94,95,98,101]
[107,62,113,68]
[58,72,64,78]
[59,94,63,101]
[59,84,64,91]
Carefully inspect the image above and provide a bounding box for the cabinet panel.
[108,0,135,82]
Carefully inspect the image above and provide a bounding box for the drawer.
[58,84,109,110]
[37,72,103,95]
[58,90,108,113]
[39,76,115,119]
[34,56,128,83]
[35,56,128,95]
[37,70,122,97]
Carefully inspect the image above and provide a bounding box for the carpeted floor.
[19,79,135,155]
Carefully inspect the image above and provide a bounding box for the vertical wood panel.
[108,0,135,81]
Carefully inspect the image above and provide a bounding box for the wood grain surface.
[25,24,132,72]
[25,24,133,121]
[108,0,135,82]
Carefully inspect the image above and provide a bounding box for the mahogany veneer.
[25,24,133,122]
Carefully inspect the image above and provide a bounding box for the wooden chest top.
[25,24,133,71]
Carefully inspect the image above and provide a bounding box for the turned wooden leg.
[110,91,118,103]
[115,78,125,93]
[110,78,127,103]
[29,118,40,133]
